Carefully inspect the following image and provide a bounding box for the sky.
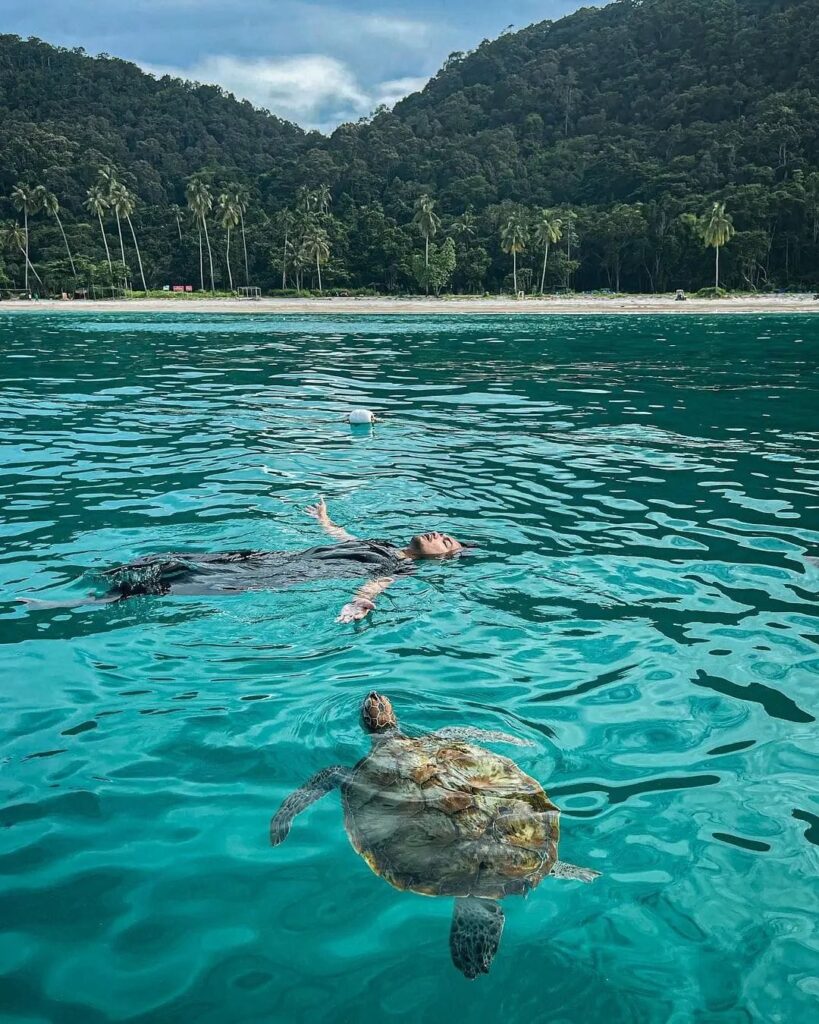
[2,1,598,132]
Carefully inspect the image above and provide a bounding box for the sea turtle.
[270,692,600,978]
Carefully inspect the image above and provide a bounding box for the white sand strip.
[1,295,818,315]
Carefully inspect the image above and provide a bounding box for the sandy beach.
[1,294,818,315]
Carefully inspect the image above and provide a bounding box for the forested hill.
[1,0,818,296]
[354,0,819,209]
[0,35,309,202]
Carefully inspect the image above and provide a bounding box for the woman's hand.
[306,496,356,543]
[336,597,375,623]
[305,496,329,522]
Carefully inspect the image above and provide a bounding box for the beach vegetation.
[216,191,241,292]
[412,195,441,292]
[500,212,529,294]
[534,211,563,295]
[703,203,736,291]
[185,177,216,292]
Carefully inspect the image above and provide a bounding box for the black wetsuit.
[102,539,414,598]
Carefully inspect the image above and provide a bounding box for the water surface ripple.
[1,313,817,1023]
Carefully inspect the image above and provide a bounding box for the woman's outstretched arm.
[337,576,395,623]
[305,496,356,543]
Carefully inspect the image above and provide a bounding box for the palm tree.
[170,204,185,242]
[10,184,41,293]
[36,188,76,278]
[291,245,311,291]
[534,210,563,294]
[412,195,441,276]
[231,187,250,285]
[277,209,294,289]
[111,184,148,293]
[315,184,332,215]
[2,221,44,289]
[97,167,129,287]
[107,183,130,290]
[186,178,215,292]
[295,186,316,215]
[500,212,529,294]
[703,201,735,290]
[302,224,330,292]
[217,192,240,292]
[85,185,114,282]
[186,189,204,290]
[450,210,477,241]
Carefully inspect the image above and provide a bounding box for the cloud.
[376,76,429,107]
[142,54,429,132]
[355,15,432,47]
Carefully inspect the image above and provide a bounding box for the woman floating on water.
[32,498,470,623]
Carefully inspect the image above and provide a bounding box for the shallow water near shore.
[1,312,817,1023]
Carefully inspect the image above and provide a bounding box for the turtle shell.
[341,734,559,899]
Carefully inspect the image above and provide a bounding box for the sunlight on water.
[1,312,817,1023]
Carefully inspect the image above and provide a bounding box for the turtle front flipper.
[431,726,533,747]
[550,860,601,883]
[450,897,505,979]
[270,765,350,846]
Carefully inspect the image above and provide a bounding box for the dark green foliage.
[1,0,818,294]
[410,237,457,294]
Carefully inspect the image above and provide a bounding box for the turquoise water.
[1,312,818,1023]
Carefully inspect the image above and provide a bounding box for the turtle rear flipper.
[270,765,350,846]
[450,897,505,979]
[550,860,600,883]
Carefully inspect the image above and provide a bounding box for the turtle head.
[361,692,398,734]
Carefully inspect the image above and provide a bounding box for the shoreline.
[1,294,818,315]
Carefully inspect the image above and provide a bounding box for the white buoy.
[348,408,376,424]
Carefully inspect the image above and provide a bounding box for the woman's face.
[407,531,464,558]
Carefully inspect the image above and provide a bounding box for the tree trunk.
[715,245,719,289]
[115,211,129,291]
[513,250,518,293]
[282,229,288,289]
[55,213,76,276]
[424,233,429,294]
[175,215,182,241]
[202,216,215,292]
[240,211,249,285]
[98,211,114,281]
[316,251,322,293]
[198,224,204,291]
[225,227,233,292]
[540,242,549,294]
[126,214,148,294]
[23,206,29,292]
[18,244,44,287]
